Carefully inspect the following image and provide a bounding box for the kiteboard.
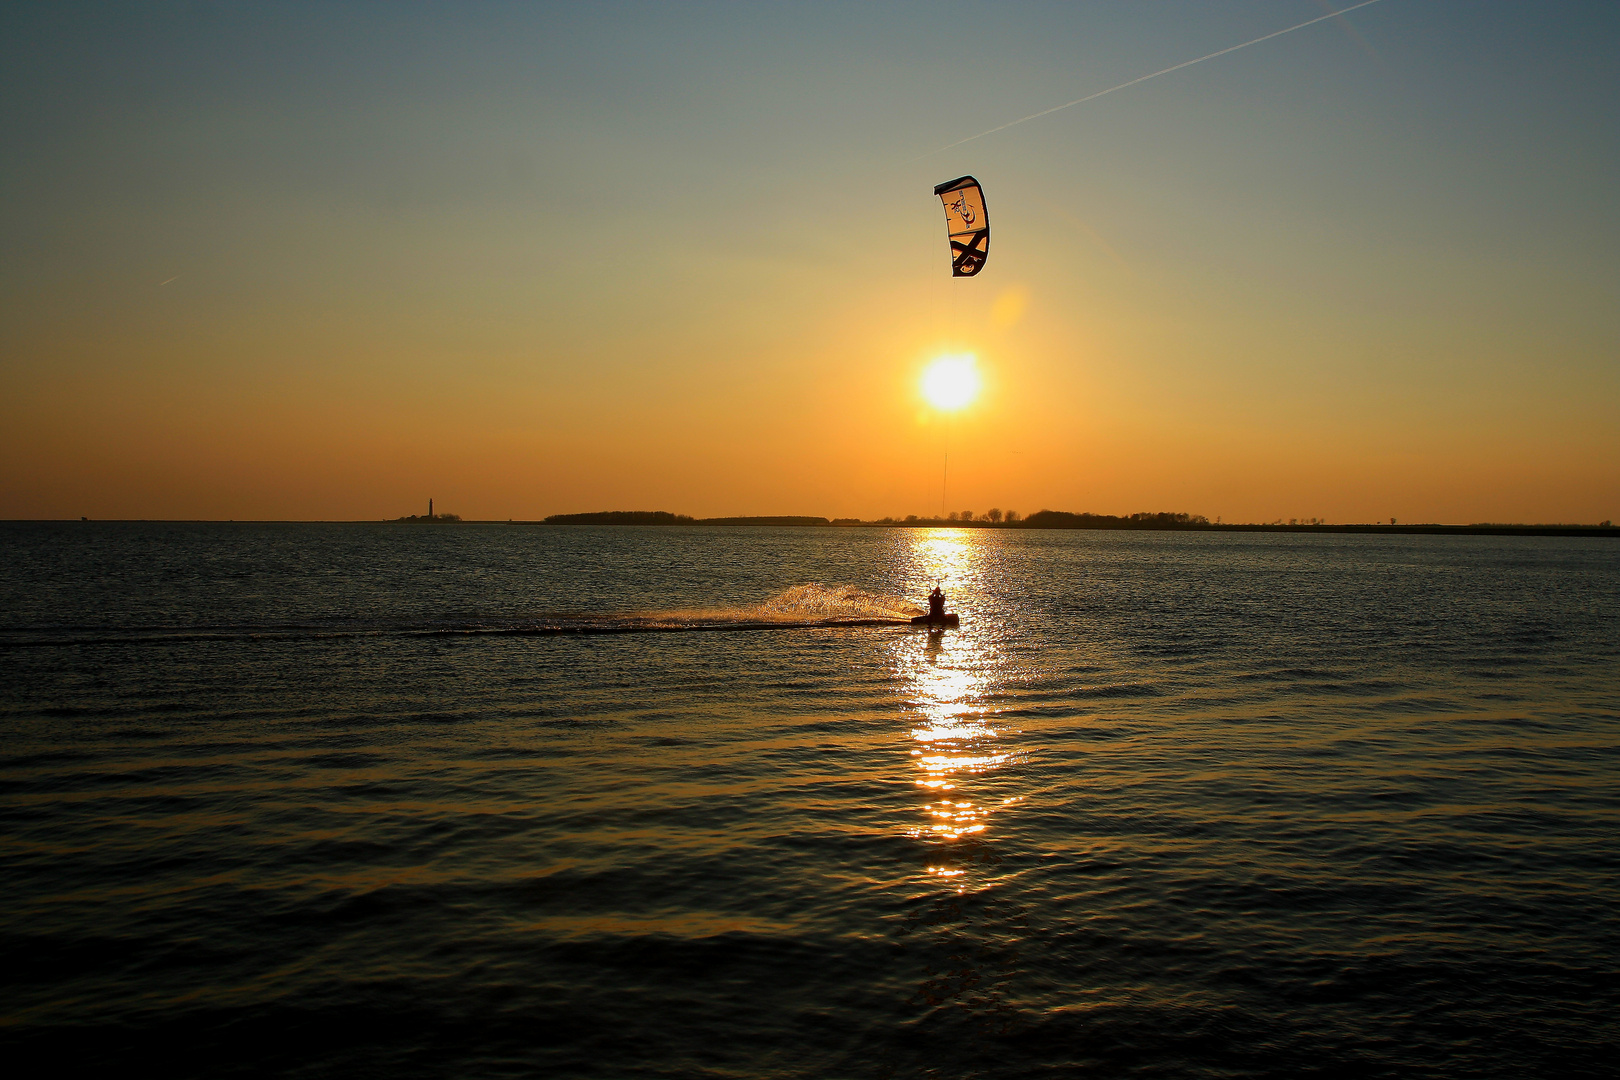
[910,613,960,628]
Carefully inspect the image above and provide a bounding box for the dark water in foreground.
[2,523,1617,1078]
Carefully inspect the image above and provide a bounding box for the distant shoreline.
[525,509,1618,537]
[537,521,1618,538]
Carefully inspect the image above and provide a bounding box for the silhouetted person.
[928,586,946,619]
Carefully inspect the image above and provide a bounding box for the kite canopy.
[933,175,989,277]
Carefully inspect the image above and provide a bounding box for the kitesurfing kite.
[934,175,989,277]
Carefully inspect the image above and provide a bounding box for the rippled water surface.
[2,522,1617,1077]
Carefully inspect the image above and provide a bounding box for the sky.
[2,0,1616,523]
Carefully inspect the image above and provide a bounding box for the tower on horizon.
[429,498,434,519]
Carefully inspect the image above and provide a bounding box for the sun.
[921,354,981,411]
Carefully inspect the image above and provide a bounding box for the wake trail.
[0,584,927,648]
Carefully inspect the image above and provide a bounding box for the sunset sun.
[921,354,981,411]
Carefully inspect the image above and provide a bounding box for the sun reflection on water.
[889,529,1039,1039]
[894,530,1018,857]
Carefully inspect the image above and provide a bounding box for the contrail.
[921,0,1389,157]
[159,275,182,286]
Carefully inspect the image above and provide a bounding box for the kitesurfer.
[927,586,946,620]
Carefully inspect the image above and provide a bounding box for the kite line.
[921,0,1389,157]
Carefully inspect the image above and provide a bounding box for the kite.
[934,175,989,277]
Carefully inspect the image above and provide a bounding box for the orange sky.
[3,3,1616,523]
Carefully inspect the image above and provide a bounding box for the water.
[2,522,1617,1077]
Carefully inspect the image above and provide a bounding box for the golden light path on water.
[894,531,1023,887]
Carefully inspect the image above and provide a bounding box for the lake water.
[2,523,1617,1077]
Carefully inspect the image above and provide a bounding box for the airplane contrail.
[921,0,1390,158]
[159,275,182,286]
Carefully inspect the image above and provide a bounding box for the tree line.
[540,509,1213,529]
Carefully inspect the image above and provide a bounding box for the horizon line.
[5,516,1615,532]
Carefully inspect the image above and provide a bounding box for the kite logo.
[950,234,987,276]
